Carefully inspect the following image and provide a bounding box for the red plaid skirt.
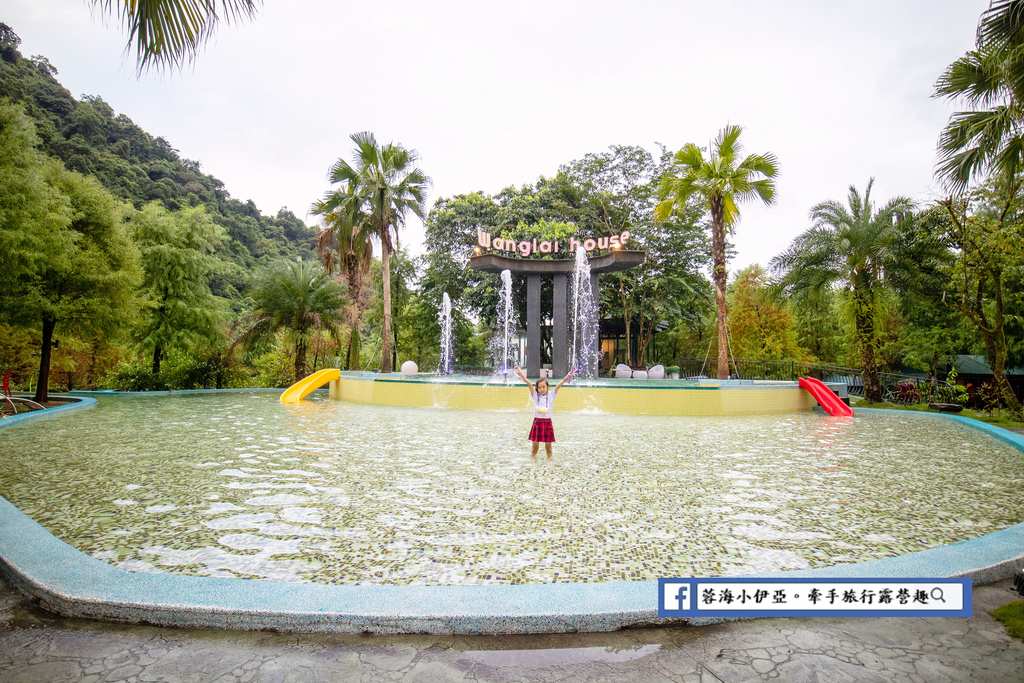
[528,417,555,442]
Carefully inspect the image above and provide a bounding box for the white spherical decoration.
[648,364,665,380]
[615,364,632,379]
[401,360,418,375]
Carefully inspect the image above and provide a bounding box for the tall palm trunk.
[294,339,308,383]
[710,195,729,380]
[381,239,393,374]
[346,254,362,371]
[853,285,882,403]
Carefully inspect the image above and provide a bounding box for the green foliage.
[250,348,294,388]
[100,346,249,391]
[501,217,578,246]
[0,103,70,287]
[0,323,37,389]
[100,359,165,391]
[932,177,1024,410]
[788,289,848,365]
[132,202,227,372]
[772,180,913,401]
[727,265,804,361]
[1,147,142,400]
[934,1,1024,191]
[937,367,971,406]
[234,259,347,382]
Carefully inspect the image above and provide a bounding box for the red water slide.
[799,377,854,417]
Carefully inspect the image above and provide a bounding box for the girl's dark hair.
[537,378,550,389]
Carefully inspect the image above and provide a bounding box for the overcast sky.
[3,1,991,272]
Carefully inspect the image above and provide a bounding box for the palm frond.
[92,0,260,72]
[714,124,744,162]
[934,50,1005,108]
[979,0,1024,49]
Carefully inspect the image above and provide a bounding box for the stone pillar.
[552,273,568,378]
[527,274,541,378]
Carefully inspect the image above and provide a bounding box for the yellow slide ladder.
[280,369,341,403]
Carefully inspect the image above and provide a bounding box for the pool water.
[1,392,1022,585]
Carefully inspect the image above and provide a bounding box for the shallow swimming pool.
[1,392,1021,585]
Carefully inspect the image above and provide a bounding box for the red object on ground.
[799,376,854,417]
[2,370,10,398]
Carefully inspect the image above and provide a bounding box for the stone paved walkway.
[0,576,1022,682]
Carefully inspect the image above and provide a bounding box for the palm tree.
[934,0,1024,192]
[311,198,373,370]
[654,125,778,379]
[318,132,429,374]
[92,0,260,71]
[234,259,346,382]
[770,180,913,403]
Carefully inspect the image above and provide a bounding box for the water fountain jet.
[568,246,599,379]
[490,269,517,380]
[437,292,453,375]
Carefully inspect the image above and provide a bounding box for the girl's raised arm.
[554,365,575,392]
[514,366,534,393]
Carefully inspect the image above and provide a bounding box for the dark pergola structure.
[469,250,645,378]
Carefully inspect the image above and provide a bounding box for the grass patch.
[851,399,1024,431]
[991,601,1024,641]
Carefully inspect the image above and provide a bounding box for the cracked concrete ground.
[1,577,1022,682]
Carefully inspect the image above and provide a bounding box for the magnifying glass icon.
[931,587,946,603]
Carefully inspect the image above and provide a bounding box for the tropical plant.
[934,0,1024,191]
[91,0,261,71]
[771,180,913,403]
[311,197,373,370]
[317,132,429,373]
[655,125,778,379]
[233,259,346,382]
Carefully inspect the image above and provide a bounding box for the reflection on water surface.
[1,392,1022,585]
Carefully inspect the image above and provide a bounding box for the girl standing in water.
[513,366,575,459]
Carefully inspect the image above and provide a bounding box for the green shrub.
[251,351,293,388]
[100,361,166,391]
[100,350,252,391]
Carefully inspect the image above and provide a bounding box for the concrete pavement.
[1,575,1022,682]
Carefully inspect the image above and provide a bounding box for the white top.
[532,389,557,419]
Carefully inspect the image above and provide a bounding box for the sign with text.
[476,229,630,258]
[658,577,972,618]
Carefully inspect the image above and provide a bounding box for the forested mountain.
[0,24,316,301]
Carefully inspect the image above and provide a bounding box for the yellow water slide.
[280,368,341,403]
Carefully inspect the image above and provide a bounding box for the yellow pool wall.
[328,375,817,416]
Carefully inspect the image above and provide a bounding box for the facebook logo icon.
[661,581,691,613]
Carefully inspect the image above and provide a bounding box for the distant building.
[952,354,1024,403]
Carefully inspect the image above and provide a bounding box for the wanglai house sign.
[476,230,632,258]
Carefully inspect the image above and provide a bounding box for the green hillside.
[0,24,316,303]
